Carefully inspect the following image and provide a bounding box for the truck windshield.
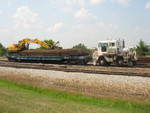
[98,43,108,52]
[98,43,108,47]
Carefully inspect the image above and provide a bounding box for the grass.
[0,79,149,113]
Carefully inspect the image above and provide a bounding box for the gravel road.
[0,66,149,101]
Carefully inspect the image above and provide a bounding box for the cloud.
[74,8,97,21]
[145,2,150,9]
[111,0,131,6]
[13,6,38,29]
[91,0,106,5]
[48,22,64,33]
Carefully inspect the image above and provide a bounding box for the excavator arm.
[8,38,50,51]
[19,38,50,49]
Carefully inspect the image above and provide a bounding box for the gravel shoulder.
[0,66,149,102]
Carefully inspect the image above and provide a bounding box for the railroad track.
[0,60,149,77]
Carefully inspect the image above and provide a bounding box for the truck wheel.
[117,58,124,66]
[99,58,107,66]
[128,61,133,67]
[133,61,137,66]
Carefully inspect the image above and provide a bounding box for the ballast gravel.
[0,67,149,100]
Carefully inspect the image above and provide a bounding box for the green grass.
[0,79,149,113]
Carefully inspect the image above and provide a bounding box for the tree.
[72,43,88,50]
[37,40,60,49]
[136,40,150,56]
[0,43,7,56]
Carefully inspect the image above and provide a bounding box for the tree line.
[0,43,6,57]
[0,39,150,57]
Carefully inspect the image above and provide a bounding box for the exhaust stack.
[122,39,125,48]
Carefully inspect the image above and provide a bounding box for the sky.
[0,0,150,49]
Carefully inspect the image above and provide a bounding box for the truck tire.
[99,57,107,66]
[133,61,137,66]
[116,58,124,66]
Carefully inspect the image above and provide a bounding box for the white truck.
[93,39,137,66]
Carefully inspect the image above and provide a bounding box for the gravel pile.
[0,67,149,100]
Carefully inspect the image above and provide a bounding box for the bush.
[72,43,88,50]
[0,43,7,56]
[136,40,150,56]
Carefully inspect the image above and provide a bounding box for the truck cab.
[97,40,123,55]
[93,39,136,66]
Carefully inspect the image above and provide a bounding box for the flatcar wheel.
[67,60,71,65]
[8,58,15,62]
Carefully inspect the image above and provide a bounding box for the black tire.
[133,61,137,66]
[99,57,107,66]
[116,58,124,66]
[128,60,133,67]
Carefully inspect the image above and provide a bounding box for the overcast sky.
[0,0,150,48]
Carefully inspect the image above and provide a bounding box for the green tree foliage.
[72,43,88,50]
[72,43,93,55]
[37,40,60,49]
[0,43,7,56]
[136,40,150,56]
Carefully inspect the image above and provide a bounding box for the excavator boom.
[8,38,50,51]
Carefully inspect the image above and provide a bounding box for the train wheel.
[128,61,133,67]
[133,61,137,66]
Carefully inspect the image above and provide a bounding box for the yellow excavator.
[8,38,59,51]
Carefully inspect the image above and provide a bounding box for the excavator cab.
[17,41,29,50]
